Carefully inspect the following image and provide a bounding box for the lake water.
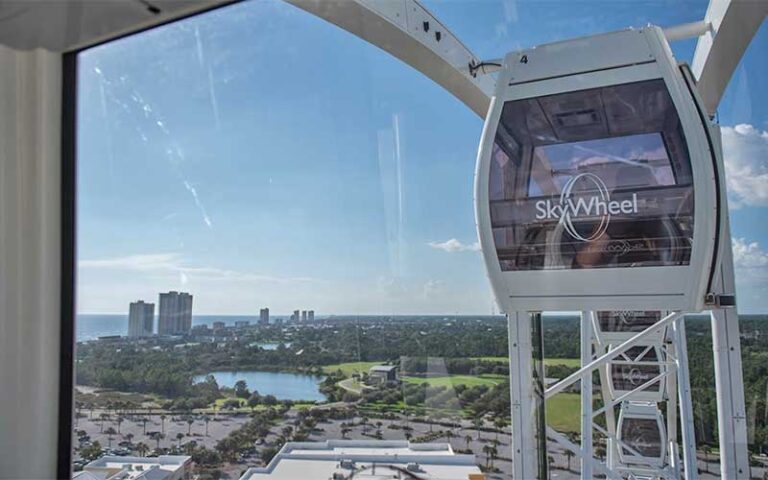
[195,370,326,402]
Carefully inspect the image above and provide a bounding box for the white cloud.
[732,238,768,269]
[79,253,312,284]
[721,124,768,208]
[427,238,481,253]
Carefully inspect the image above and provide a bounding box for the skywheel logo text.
[534,173,639,242]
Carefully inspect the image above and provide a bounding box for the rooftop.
[78,455,191,480]
[239,440,483,480]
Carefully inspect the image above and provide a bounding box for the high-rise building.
[128,301,154,337]
[292,309,300,323]
[158,291,193,335]
[212,321,226,331]
[301,310,307,323]
[260,308,270,325]
[308,310,315,322]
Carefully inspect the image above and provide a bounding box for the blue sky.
[77,0,768,315]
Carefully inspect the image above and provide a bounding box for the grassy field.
[545,393,580,433]
[473,357,581,368]
[321,361,386,376]
[401,374,507,388]
[324,358,581,377]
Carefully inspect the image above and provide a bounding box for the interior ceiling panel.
[0,0,230,52]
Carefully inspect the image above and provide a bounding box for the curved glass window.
[490,79,695,271]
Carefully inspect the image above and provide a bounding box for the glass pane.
[490,79,695,271]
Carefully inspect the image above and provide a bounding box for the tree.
[126,433,134,445]
[116,416,124,435]
[473,418,483,440]
[141,417,148,435]
[261,447,278,464]
[547,455,555,479]
[282,426,294,440]
[187,417,194,435]
[99,413,109,433]
[150,432,164,451]
[81,441,103,462]
[464,435,473,451]
[564,449,575,472]
[160,414,166,434]
[341,426,351,439]
[482,445,493,469]
[203,415,211,436]
[176,432,185,447]
[493,417,505,442]
[247,393,261,412]
[702,445,711,473]
[234,380,250,399]
[104,427,117,448]
[135,442,149,457]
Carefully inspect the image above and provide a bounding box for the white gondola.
[608,344,667,403]
[595,310,667,343]
[617,402,668,467]
[475,26,723,313]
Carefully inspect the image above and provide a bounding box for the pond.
[195,370,326,402]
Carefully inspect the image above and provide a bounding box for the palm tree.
[202,415,211,436]
[160,414,166,435]
[135,442,149,457]
[547,455,555,479]
[99,413,109,433]
[141,417,148,435]
[187,417,194,435]
[126,433,134,445]
[564,449,575,472]
[493,417,505,442]
[176,432,184,447]
[464,435,473,451]
[282,426,294,440]
[116,416,124,435]
[702,445,711,473]
[473,418,483,440]
[105,427,117,448]
[482,445,494,469]
[150,432,164,451]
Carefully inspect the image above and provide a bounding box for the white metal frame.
[474,27,719,313]
[0,0,763,478]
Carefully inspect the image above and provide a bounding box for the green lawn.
[321,361,387,376]
[545,393,580,433]
[473,357,581,368]
[401,374,506,388]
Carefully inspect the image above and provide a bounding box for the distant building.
[157,291,193,335]
[301,310,307,323]
[238,440,483,480]
[75,455,191,480]
[235,320,249,329]
[292,310,300,323]
[128,301,154,337]
[369,365,398,384]
[212,321,226,331]
[191,324,210,335]
[259,308,270,325]
[308,310,314,322]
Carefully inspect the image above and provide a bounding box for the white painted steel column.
[671,317,699,480]
[580,312,594,479]
[507,311,543,479]
[0,46,63,479]
[709,124,750,479]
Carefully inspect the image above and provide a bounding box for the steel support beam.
[285,0,494,117]
[691,0,768,116]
